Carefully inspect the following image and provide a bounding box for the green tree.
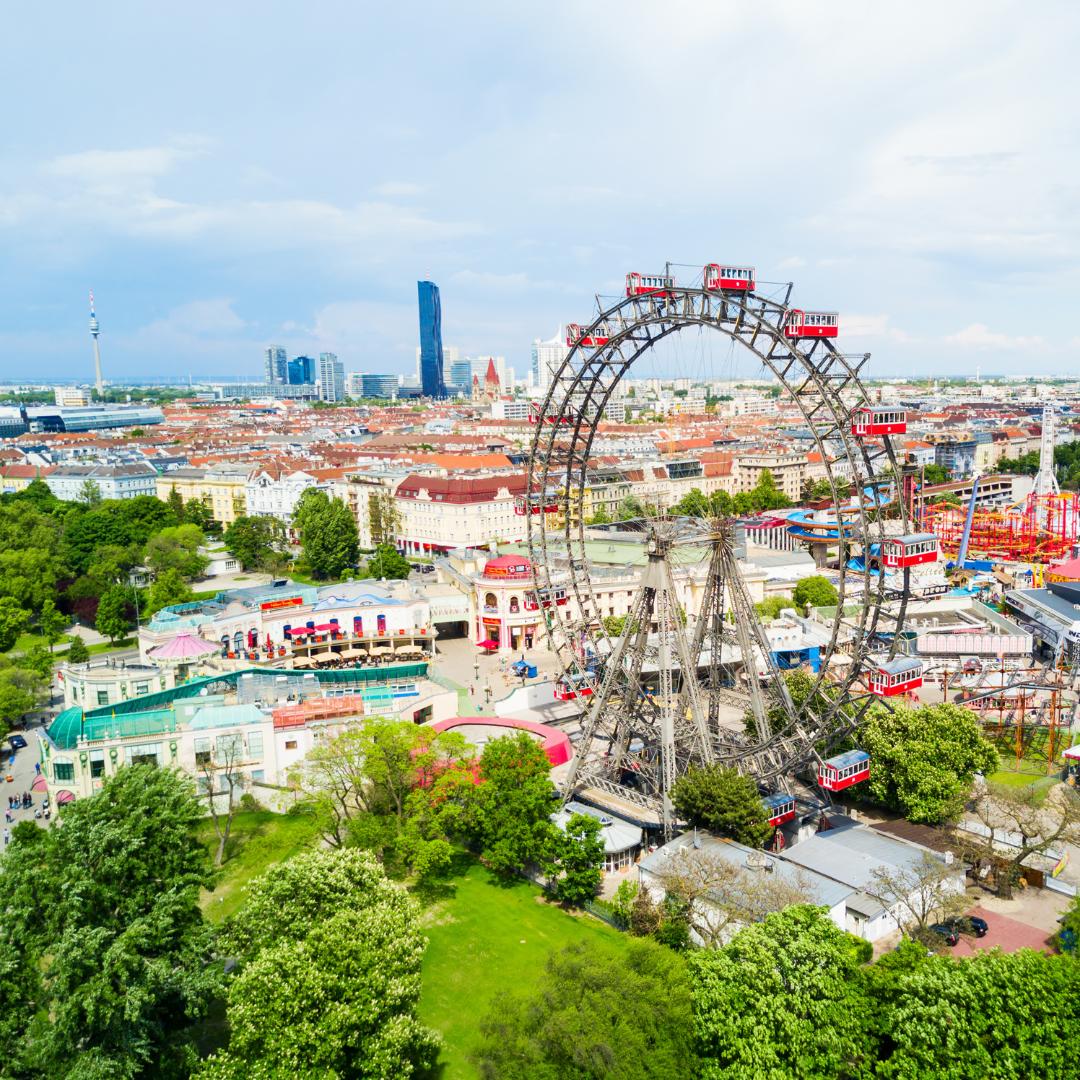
[0,597,30,652]
[291,718,474,857]
[871,948,1080,1078]
[361,542,412,580]
[0,662,46,740]
[66,635,90,663]
[146,568,195,615]
[748,469,792,511]
[469,731,559,875]
[367,489,401,546]
[548,812,605,906]
[755,595,794,620]
[165,486,185,522]
[672,488,710,518]
[183,498,216,533]
[922,463,950,485]
[473,940,695,1080]
[587,507,612,525]
[200,907,439,1080]
[671,764,772,848]
[144,523,209,580]
[38,597,67,652]
[792,574,838,610]
[691,905,871,1080]
[77,478,103,506]
[617,494,647,520]
[94,585,131,643]
[859,702,998,824]
[223,515,288,572]
[709,489,735,517]
[0,766,221,1079]
[295,492,359,579]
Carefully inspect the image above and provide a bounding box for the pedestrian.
[2,830,8,846]
[3,811,10,824]
[34,763,40,775]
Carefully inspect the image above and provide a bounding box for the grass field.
[195,809,321,923]
[418,860,626,1079]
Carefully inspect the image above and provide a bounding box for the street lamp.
[473,658,480,683]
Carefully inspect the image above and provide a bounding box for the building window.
[251,769,265,783]
[194,737,211,767]
[285,739,298,751]
[216,733,244,761]
[54,760,75,782]
[125,743,162,768]
[134,682,150,696]
[89,751,106,779]
[97,690,110,706]
[247,731,264,759]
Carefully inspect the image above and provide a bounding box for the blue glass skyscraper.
[417,280,446,399]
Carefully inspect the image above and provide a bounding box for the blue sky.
[2,1,1078,381]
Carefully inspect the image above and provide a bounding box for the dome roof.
[483,555,532,578]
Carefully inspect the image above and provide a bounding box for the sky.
[1,1,1078,382]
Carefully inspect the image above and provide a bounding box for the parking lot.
[952,903,1057,956]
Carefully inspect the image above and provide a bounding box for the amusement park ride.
[525,261,930,837]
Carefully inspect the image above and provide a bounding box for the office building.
[264,346,288,384]
[345,372,365,399]
[287,355,316,385]
[449,358,472,394]
[362,373,399,399]
[54,387,92,407]
[531,330,565,392]
[318,353,345,403]
[417,281,447,398]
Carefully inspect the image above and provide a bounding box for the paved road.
[2,725,48,845]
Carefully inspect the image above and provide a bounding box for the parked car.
[421,564,435,574]
[946,915,988,938]
[8,735,27,750]
[929,923,960,946]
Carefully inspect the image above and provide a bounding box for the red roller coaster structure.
[924,491,1080,564]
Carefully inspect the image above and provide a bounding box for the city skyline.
[2,2,1078,381]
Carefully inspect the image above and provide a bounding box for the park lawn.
[13,630,73,653]
[196,809,321,923]
[418,860,627,1079]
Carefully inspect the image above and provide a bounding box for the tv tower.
[89,290,104,396]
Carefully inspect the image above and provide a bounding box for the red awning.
[31,775,47,792]
[56,790,75,804]
[478,639,499,651]
[313,623,337,632]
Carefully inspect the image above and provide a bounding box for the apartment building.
[157,465,250,527]
[394,473,529,553]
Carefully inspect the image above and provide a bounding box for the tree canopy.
[223,515,288,572]
[690,905,871,1080]
[859,702,998,824]
[206,849,439,1079]
[474,940,695,1080]
[0,766,220,1079]
[672,764,773,848]
[792,575,838,609]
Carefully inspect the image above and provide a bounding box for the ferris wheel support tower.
[1034,405,1059,498]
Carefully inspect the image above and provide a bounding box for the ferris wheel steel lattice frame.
[524,272,913,829]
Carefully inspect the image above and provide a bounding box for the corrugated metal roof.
[778,822,937,891]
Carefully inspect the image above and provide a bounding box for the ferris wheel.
[525,262,926,835]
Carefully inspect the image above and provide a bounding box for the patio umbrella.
[479,639,499,651]
[293,657,315,668]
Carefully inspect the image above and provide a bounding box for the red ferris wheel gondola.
[703,263,755,291]
[566,323,611,347]
[625,272,675,297]
[785,310,839,338]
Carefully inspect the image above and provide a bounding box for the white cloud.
[841,314,910,343]
[778,256,806,269]
[944,323,1047,350]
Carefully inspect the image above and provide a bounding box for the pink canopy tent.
[149,632,220,662]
